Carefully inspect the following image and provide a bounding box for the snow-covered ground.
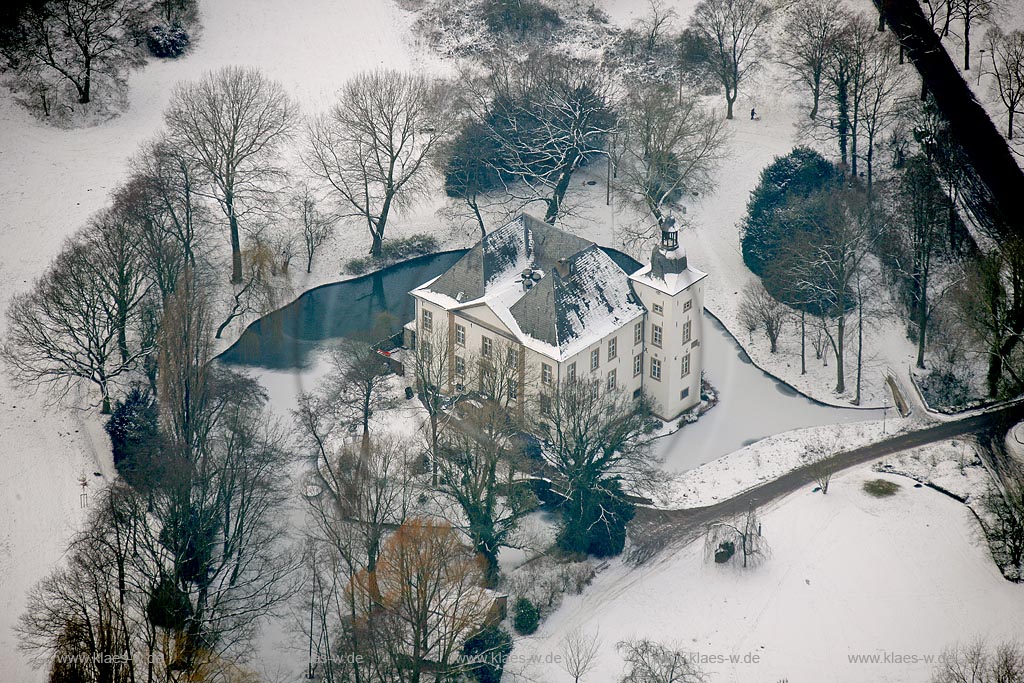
[507,465,1024,683]
[0,0,1018,680]
[0,2,446,679]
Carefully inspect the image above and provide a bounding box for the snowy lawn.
[505,465,1024,683]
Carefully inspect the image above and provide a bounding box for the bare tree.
[292,184,338,273]
[704,505,769,568]
[326,336,395,446]
[86,206,153,364]
[17,488,145,683]
[463,51,616,224]
[616,83,727,247]
[737,280,790,353]
[122,136,211,302]
[980,481,1024,579]
[857,30,910,190]
[778,0,850,120]
[986,28,1024,139]
[299,434,416,683]
[537,379,658,555]
[4,237,149,412]
[411,326,457,486]
[932,638,1024,682]
[617,638,707,683]
[801,430,841,493]
[307,69,456,257]
[954,240,1024,397]
[689,0,774,120]
[438,397,532,586]
[891,156,948,369]
[953,0,997,71]
[1,0,147,108]
[348,519,492,682]
[560,628,601,683]
[164,66,296,283]
[789,186,876,394]
[634,0,678,55]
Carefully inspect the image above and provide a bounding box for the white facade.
[408,216,707,423]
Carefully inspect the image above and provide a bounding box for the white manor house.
[407,214,707,421]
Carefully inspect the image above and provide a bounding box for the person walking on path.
[750,107,756,120]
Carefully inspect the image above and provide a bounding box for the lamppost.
[978,49,986,85]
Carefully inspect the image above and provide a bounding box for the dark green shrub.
[482,0,561,37]
[512,597,539,635]
[741,147,837,277]
[147,576,192,630]
[714,540,735,563]
[105,387,162,483]
[463,625,514,683]
[146,24,190,58]
[557,479,636,558]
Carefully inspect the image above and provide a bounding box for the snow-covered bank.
[506,465,1024,683]
[661,416,912,508]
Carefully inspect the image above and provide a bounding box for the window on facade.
[507,347,517,365]
[541,362,553,385]
[607,369,616,391]
[455,323,465,346]
[540,394,551,416]
[591,348,600,370]
[633,388,642,399]
[591,380,601,399]
[683,300,692,312]
[634,321,643,345]
[422,309,433,332]
[567,362,576,382]
[652,324,663,348]
[608,337,617,360]
[421,340,432,358]
[680,387,690,399]
[633,354,642,377]
[481,336,493,358]
[681,353,691,377]
[650,358,662,381]
[682,320,692,344]
[509,382,518,400]
[455,355,465,376]
[653,302,664,315]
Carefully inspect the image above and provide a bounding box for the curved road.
[630,399,1024,563]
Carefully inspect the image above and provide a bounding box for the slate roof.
[415,214,646,360]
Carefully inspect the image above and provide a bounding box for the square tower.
[629,220,708,421]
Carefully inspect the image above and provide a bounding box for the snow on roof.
[412,215,645,361]
[630,261,708,296]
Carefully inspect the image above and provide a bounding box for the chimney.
[555,258,570,277]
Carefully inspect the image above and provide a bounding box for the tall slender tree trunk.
[226,194,242,283]
[801,309,807,375]
[835,317,846,394]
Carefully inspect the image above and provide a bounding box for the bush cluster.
[463,625,513,683]
[740,146,837,278]
[146,24,191,58]
[481,0,561,37]
[344,234,440,275]
[556,479,635,557]
[512,597,540,635]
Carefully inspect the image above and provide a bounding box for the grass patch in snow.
[862,478,900,498]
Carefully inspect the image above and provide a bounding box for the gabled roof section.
[414,214,645,360]
[425,214,593,302]
[510,245,645,353]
